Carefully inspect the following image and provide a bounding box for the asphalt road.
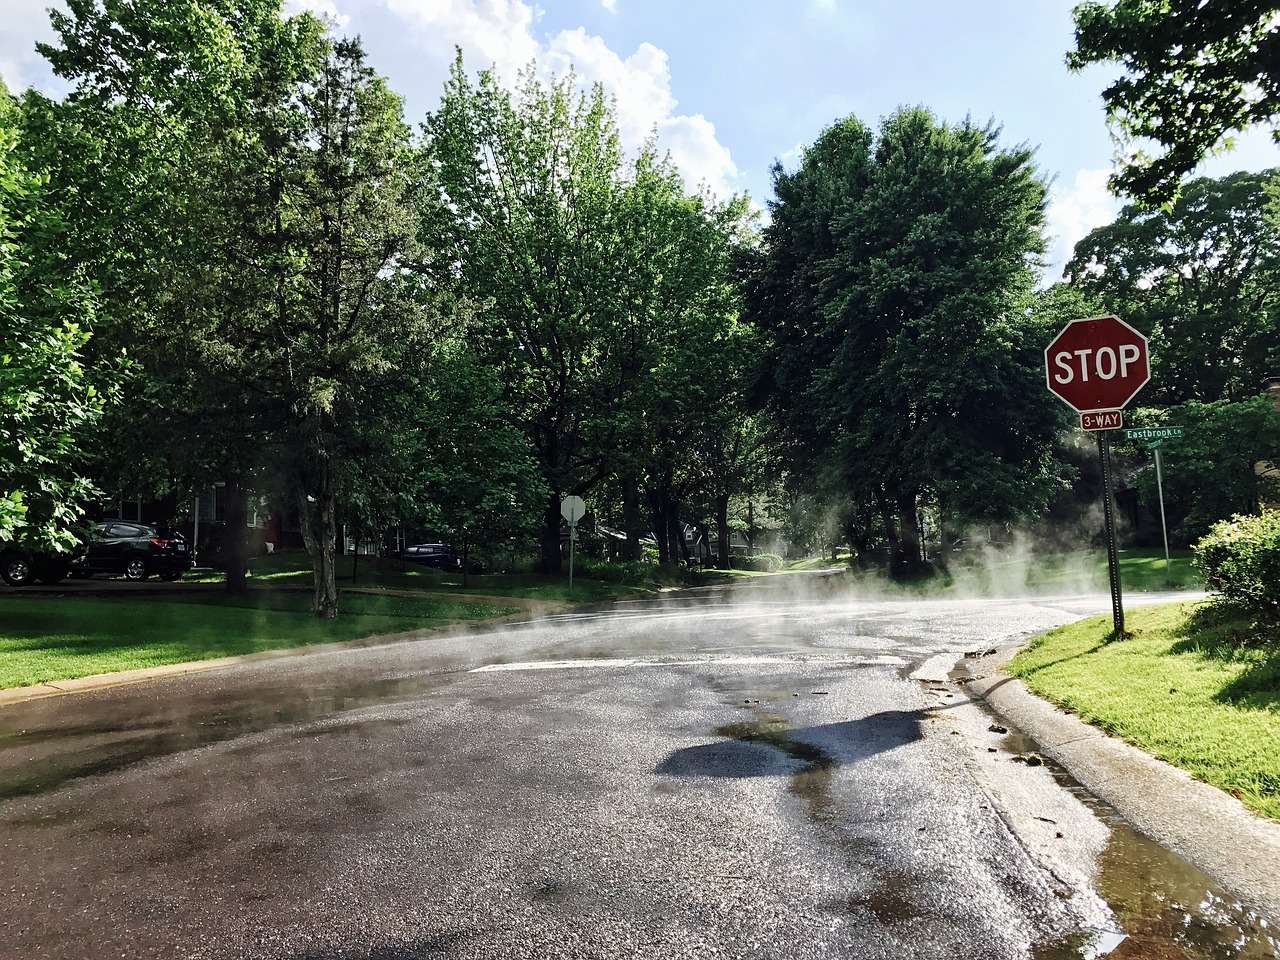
[0,578,1267,959]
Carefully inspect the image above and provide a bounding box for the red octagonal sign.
[1044,315,1150,413]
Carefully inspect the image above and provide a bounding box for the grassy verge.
[933,547,1202,595]
[1008,601,1280,820]
[0,589,527,689]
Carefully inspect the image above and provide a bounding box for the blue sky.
[3,0,1276,278]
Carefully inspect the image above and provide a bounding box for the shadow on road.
[655,709,925,779]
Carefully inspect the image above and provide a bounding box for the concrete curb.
[965,645,1280,925]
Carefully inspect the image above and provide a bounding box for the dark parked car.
[399,543,460,571]
[0,543,72,587]
[70,521,193,582]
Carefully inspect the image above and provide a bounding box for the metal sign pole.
[1154,446,1171,579]
[568,514,576,597]
[1099,431,1124,635]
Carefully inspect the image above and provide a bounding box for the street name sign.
[1045,315,1150,413]
[1123,426,1184,441]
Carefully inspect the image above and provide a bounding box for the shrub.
[732,553,783,573]
[1193,512,1280,627]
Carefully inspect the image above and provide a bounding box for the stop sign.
[1044,315,1150,412]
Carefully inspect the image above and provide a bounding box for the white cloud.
[284,0,352,31]
[383,0,541,86]
[1045,168,1121,281]
[0,1,62,93]
[602,0,618,12]
[384,0,741,198]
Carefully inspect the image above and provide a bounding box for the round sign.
[1044,315,1150,413]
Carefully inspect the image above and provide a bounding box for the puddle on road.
[713,686,1279,960]
[1032,779,1279,960]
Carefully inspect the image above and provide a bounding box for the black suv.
[0,543,72,587]
[70,521,193,582]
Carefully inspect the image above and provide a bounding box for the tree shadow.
[655,710,925,780]
[1169,604,1280,710]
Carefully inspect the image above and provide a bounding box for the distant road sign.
[1123,426,1184,441]
[560,495,586,526]
[1045,315,1150,412]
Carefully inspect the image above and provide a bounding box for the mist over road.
[0,580,1219,958]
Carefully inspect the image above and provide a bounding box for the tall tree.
[1064,170,1280,405]
[425,59,628,572]
[749,108,1061,572]
[1070,0,1280,205]
[38,3,445,616]
[0,81,117,550]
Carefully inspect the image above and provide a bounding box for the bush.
[732,553,783,573]
[1193,512,1280,627]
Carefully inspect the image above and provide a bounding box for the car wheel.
[1,555,34,587]
[158,569,183,582]
[124,556,150,581]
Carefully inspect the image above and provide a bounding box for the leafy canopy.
[1070,0,1280,205]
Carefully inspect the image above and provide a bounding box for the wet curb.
[964,644,1280,925]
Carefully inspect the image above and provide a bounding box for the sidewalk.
[963,643,1280,925]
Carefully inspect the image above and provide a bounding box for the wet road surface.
[0,578,1274,958]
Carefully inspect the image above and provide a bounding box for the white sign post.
[561,496,586,595]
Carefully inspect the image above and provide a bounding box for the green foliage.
[0,84,117,551]
[1064,171,1280,405]
[733,552,782,572]
[749,108,1061,570]
[1194,511,1280,627]
[1123,398,1280,541]
[1070,0,1280,206]
[424,55,757,570]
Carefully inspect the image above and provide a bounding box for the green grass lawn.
[940,547,1202,595]
[1008,601,1280,819]
[0,553,660,690]
[0,589,525,690]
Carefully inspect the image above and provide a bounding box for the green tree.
[1125,397,1280,541]
[38,3,445,616]
[1065,170,1280,405]
[749,108,1061,573]
[0,81,117,551]
[425,58,628,573]
[1069,0,1280,205]
[411,340,549,584]
[32,0,327,593]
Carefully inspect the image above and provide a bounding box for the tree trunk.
[461,538,471,589]
[666,497,684,567]
[621,474,643,562]
[715,492,732,570]
[896,491,923,576]
[297,452,339,620]
[646,486,670,565]
[223,472,250,597]
[539,494,563,574]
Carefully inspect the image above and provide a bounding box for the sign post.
[560,495,586,595]
[1124,427,1185,579]
[1045,316,1150,635]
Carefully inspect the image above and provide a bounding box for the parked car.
[399,543,460,571]
[70,521,193,581]
[0,542,72,587]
